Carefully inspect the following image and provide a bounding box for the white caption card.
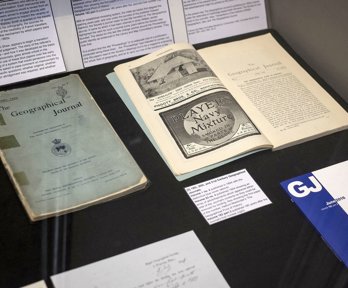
[185,169,272,224]
[51,231,230,288]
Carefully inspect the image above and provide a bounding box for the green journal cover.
[0,74,147,221]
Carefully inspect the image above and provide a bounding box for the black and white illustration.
[160,91,260,158]
[131,49,216,98]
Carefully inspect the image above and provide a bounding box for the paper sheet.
[183,0,268,44]
[51,231,230,288]
[185,169,272,224]
[0,0,66,86]
[1,0,268,86]
[22,280,47,288]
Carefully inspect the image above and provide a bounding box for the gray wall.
[269,0,348,103]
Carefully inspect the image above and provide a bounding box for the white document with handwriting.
[51,231,230,288]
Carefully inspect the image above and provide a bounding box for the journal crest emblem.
[52,83,68,101]
[56,85,67,99]
[51,139,71,156]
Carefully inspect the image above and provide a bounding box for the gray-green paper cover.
[0,75,147,220]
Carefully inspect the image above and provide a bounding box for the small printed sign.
[185,169,272,224]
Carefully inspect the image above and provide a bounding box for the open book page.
[0,75,147,221]
[198,33,348,149]
[114,43,272,176]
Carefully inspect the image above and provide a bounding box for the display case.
[1,1,348,287]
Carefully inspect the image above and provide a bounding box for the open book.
[0,75,148,221]
[108,33,348,180]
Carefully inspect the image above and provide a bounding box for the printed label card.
[185,169,272,224]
